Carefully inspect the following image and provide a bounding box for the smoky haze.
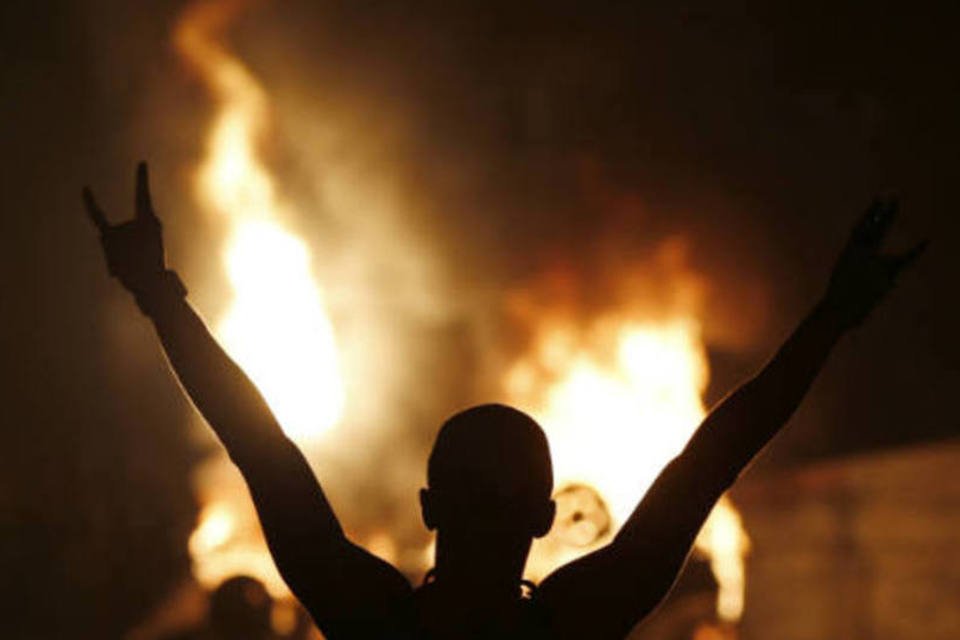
[2,0,957,637]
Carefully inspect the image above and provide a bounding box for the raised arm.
[83,164,411,635]
[538,197,926,639]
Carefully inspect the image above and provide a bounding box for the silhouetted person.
[83,164,925,639]
[208,576,274,640]
[162,575,312,640]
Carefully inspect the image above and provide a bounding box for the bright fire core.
[177,0,346,596]
[176,0,344,442]
[510,314,750,622]
[175,0,749,628]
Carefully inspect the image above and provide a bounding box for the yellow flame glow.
[175,0,344,595]
[509,312,750,622]
[176,0,344,443]
[218,220,343,439]
[508,319,709,524]
[173,1,749,623]
[188,502,235,557]
[695,495,751,622]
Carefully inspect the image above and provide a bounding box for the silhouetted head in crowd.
[420,404,556,590]
[208,575,273,639]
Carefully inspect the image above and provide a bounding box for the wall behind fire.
[736,440,960,640]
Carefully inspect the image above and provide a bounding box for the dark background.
[2,1,957,636]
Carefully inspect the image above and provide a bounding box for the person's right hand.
[83,162,167,297]
[823,197,927,329]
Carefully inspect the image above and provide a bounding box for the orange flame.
[695,495,750,622]
[508,260,750,622]
[175,0,344,442]
[172,1,750,624]
[175,0,344,595]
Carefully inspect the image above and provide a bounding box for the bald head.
[421,404,557,580]
[427,404,553,516]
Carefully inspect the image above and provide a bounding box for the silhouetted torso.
[407,582,551,640]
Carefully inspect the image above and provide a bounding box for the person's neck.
[431,534,530,603]
[431,565,520,600]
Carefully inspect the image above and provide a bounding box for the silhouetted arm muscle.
[149,291,318,467]
[148,291,341,532]
[537,302,843,638]
[538,199,925,639]
[83,164,412,638]
[147,292,411,634]
[666,299,844,503]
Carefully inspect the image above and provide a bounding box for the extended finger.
[889,239,929,276]
[135,161,157,220]
[856,196,898,247]
[82,187,110,233]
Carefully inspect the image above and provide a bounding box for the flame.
[695,495,750,622]
[218,221,343,439]
[176,0,344,442]
[509,301,750,622]
[188,502,235,557]
[171,0,748,624]
[509,318,709,525]
[175,0,343,594]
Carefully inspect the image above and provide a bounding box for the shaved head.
[427,404,553,509]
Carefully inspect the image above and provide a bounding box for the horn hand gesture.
[83,162,184,314]
[825,197,927,328]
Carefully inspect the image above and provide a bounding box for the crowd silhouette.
[85,163,924,639]
[162,575,315,640]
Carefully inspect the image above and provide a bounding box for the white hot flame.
[175,0,344,595]
[509,310,750,622]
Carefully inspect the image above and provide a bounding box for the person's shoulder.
[410,579,440,613]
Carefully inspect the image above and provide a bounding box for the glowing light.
[172,1,750,622]
[188,503,235,556]
[695,495,751,622]
[175,0,344,595]
[176,0,344,443]
[509,311,750,621]
[508,318,709,524]
[219,221,343,440]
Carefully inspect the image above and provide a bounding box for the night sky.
[2,1,958,636]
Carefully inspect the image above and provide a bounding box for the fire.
[508,319,709,525]
[171,0,748,626]
[218,221,343,440]
[175,0,344,442]
[188,502,235,557]
[695,495,750,622]
[508,295,750,623]
[174,0,344,594]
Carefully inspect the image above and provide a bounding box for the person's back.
[83,166,925,638]
[409,578,547,639]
